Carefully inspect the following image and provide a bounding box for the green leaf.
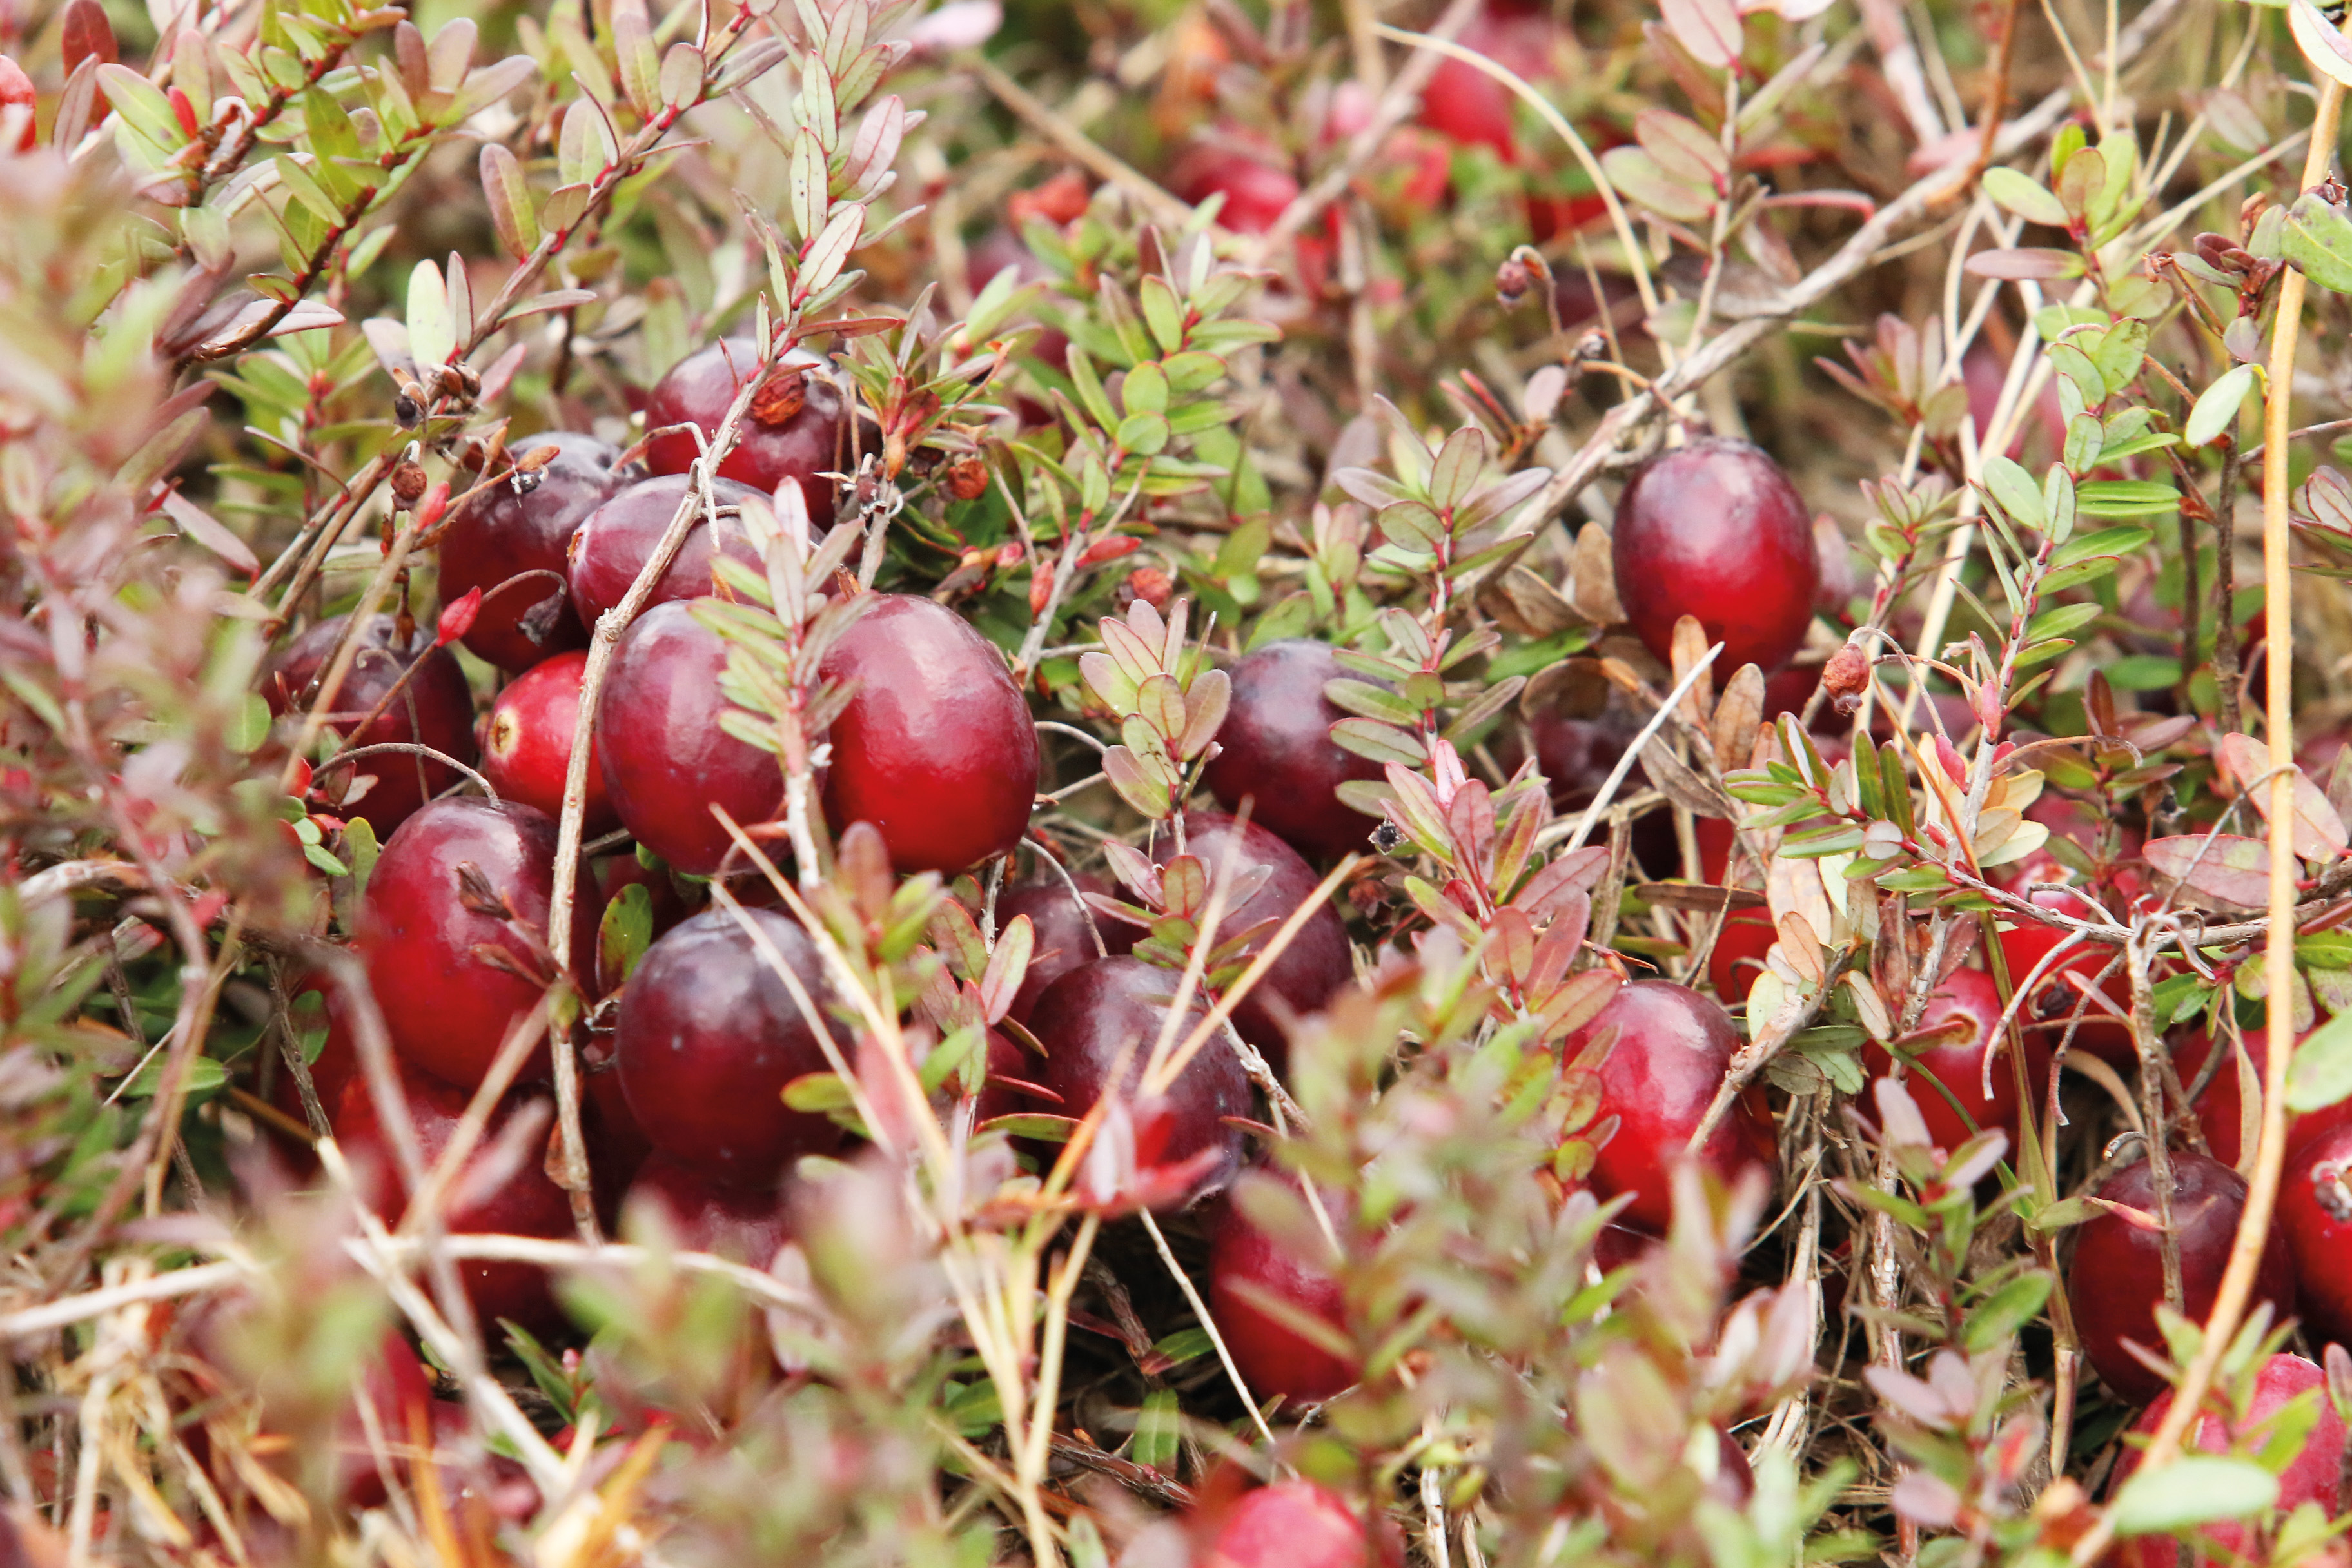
[1324,677,1419,727]
[598,881,654,988]
[2187,363,2259,446]
[343,816,379,898]
[407,258,455,369]
[2112,1457,2278,1536]
[1983,167,2070,227]
[1980,456,2046,529]
[1132,1389,1181,1472]
[120,1055,228,1100]
[2288,1006,2352,1111]
[1962,1269,2054,1351]
[782,1071,856,1113]
[2281,191,2352,295]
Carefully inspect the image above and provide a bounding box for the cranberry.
[2110,1353,2347,1568]
[1207,1180,1355,1406]
[1201,640,1385,859]
[1171,146,1301,235]
[625,1153,794,1265]
[1611,438,1819,676]
[1152,812,1354,1059]
[2277,1124,2352,1351]
[435,431,629,671]
[1993,845,2136,1064]
[274,975,359,1123]
[2175,1026,2352,1171]
[2067,1153,2297,1406]
[816,593,1039,874]
[995,874,1132,1026]
[564,473,773,625]
[1525,703,1641,811]
[1026,956,1249,1203]
[1560,979,1776,1231]
[614,906,843,1184]
[643,342,844,526]
[1861,967,2050,1157]
[0,56,34,152]
[1418,1,1554,158]
[265,613,477,837]
[332,1061,574,1333]
[479,651,614,832]
[339,1330,436,1505]
[357,798,599,1090]
[1707,910,1780,1006]
[596,600,786,876]
[1203,1482,1400,1568]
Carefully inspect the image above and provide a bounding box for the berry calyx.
[643,342,845,526]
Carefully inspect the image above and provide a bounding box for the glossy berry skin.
[1561,979,1776,1232]
[1206,1482,1400,1568]
[1028,956,1249,1204]
[643,342,843,526]
[564,473,770,625]
[357,799,599,1090]
[436,432,629,671]
[333,1062,574,1333]
[1208,1186,1355,1406]
[1201,640,1384,860]
[266,614,477,837]
[995,874,1132,1026]
[2068,1154,2297,1406]
[480,651,614,832]
[2277,1124,2352,1351]
[597,600,785,876]
[816,593,1039,874]
[1861,967,2050,1157]
[1994,847,2135,1064]
[1153,812,1354,1059]
[2174,1026,2352,1171]
[614,906,842,1185]
[625,1153,794,1265]
[2111,1354,2347,1568]
[0,56,35,152]
[1612,438,1819,676]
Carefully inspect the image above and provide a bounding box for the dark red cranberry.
[435,431,629,671]
[339,1330,436,1505]
[1861,967,2051,1157]
[596,600,785,876]
[1560,979,1776,1231]
[480,651,614,833]
[2277,1124,2352,1351]
[1611,438,1819,676]
[643,342,843,527]
[2110,1354,2346,1568]
[1203,1482,1401,1568]
[1200,640,1385,860]
[564,473,772,625]
[2067,1153,2297,1406]
[357,798,599,1090]
[265,613,477,837]
[996,874,1132,1026]
[582,1046,651,1226]
[333,1061,574,1334]
[0,57,35,152]
[1208,1180,1355,1406]
[625,1153,794,1265]
[1152,812,1354,1059]
[613,906,843,1184]
[1525,703,1640,810]
[1171,146,1301,235]
[2175,1025,2352,1170]
[1027,956,1249,1204]
[816,593,1039,874]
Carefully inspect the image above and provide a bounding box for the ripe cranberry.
[596,600,785,876]
[1208,1180,1355,1406]
[0,56,35,152]
[1994,846,2135,1064]
[479,651,614,832]
[2175,1026,2352,1170]
[1611,438,1819,676]
[1525,703,1640,811]
[1201,640,1384,860]
[2111,1353,2347,1568]
[1152,812,1354,1059]
[614,906,843,1184]
[1027,956,1249,1204]
[1861,967,2051,1157]
[1204,1482,1400,1568]
[1171,145,1301,235]
[643,342,844,526]
[995,874,1133,1026]
[435,432,629,671]
[333,1061,574,1333]
[625,1153,794,1265]
[564,473,773,625]
[1419,1,1554,157]
[358,798,599,1090]
[265,613,477,836]
[1560,979,1776,1231]
[1707,910,1779,1006]
[264,977,359,1152]
[2067,1153,2297,1406]
[339,1330,436,1505]
[2277,1124,2352,1351]
[816,593,1039,874]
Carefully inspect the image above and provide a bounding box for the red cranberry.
[265,613,477,836]
[1861,967,2051,1157]
[275,975,360,1123]
[596,600,785,876]
[1152,812,1354,1059]
[2277,1124,2352,1351]
[2175,1026,2352,1171]
[1611,438,1819,676]
[0,56,35,152]
[614,906,843,1184]
[1525,703,1641,810]
[816,593,1039,874]
[1561,979,1776,1231]
[625,1153,794,1265]
[1027,956,1249,1204]
[1171,146,1301,235]
[435,431,629,671]
[480,651,614,832]
[1204,1482,1400,1568]
[564,473,772,625]
[1418,2,1554,157]
[2067,1153,2297,1406]
[643,342,843,526]
[332,1061,574,1333]
[2111,1353,2347,1568]
[1208,1179,1355,1406]
[339,1330,436,1505]
[357,798,600,1090]
[995,874,1132,1026]
[1201,640,1386,859]
[1707,910,1779,1006]
[1994,845,2136,1064]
